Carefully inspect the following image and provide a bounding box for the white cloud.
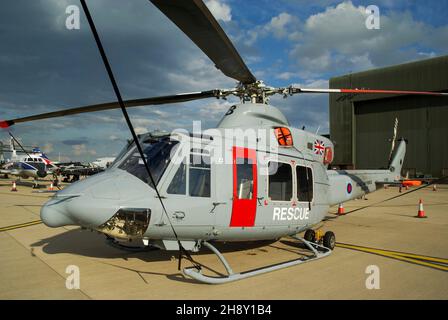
[265,13,298,39]
[42,143,54,153]
[204,0,232,22]
[292,79,329,89]
[132,116,181,131]
[165,57,234,91]
[72,144,96,156]
[93,115,121,123]
[109,135,120,141]
[198,99,233,121]
[348,53,374,70]
[276,72,297,80]
[245,12,301,46]
[220,1,447,82]
[134,127,148,135]
[288,1,448,76]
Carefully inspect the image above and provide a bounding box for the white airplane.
[91,157,115,169]
[0,134,57,187]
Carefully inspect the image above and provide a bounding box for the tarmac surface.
[0,177,447,299]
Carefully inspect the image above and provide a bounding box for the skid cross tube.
[183,236,332,284]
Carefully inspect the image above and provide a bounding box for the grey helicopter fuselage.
[40,103,405,250]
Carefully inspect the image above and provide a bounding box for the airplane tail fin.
[389,138,407,176]
[9,137,17,160]
[41,153,52,165]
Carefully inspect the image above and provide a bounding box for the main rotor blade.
[150,0,256,84]
[291,87,448,96]
[0,90,219,128]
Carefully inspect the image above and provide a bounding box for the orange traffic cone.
[416,199,427,219]
[11,181,17,192]
[48,182,54,191]
[337,203,345,215]
[433,184,437,192]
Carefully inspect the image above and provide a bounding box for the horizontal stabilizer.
[375,181,402,185]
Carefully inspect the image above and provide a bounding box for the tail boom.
[327,139,406,206]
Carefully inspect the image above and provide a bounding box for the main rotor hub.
[217,81,297,105]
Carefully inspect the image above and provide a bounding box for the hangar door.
[355,95,448,177]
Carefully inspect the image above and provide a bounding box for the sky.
[1,0,447,161]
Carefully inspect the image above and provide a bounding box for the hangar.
[329,55,448,178]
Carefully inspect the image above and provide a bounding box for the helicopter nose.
[40,200,75,227]
[40,170,153,229]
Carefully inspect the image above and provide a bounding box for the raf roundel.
[347,183,353,194]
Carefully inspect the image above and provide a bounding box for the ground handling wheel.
[304,229,316,243]
[323,231,336,250]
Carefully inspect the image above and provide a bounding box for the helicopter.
[0,132,58,187]
[1,0,447,284]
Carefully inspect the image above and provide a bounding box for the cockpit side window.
[167,161,186,195]
[118,138,179,188]
[166,147,211,197]
[189,150,210,197]
[111,139,136,168]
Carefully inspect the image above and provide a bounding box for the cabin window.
[268,161,292,201]
[236,158,254,199]
[167,161,186,195]
[189,152,210,197]
[296,166,313,202]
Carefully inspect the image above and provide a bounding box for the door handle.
[210,202,226,214]
[173,211,185,220]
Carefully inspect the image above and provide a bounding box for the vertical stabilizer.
[389,138,407,176]
[388,118,399,165]
[10,137,17,160]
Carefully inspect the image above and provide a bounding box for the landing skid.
[183,236,332,284]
